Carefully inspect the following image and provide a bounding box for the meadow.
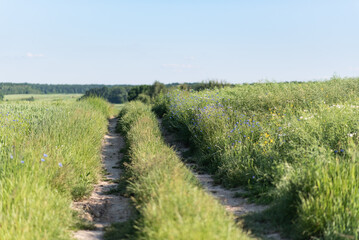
[155,77,359,239]
[4,93,83,102]
[0,97,111,239]
[117,101,252,240]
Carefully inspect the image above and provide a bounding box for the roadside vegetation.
[117,101,253,240]
[154,77,359,239]
[0,97,111,239]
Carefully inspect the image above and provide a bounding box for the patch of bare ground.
[72,118,132,240]
[159,119,284,240]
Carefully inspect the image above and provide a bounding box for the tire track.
[72,118,132,240]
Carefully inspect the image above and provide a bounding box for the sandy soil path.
[159,119,283,240]
[72,117,132,240]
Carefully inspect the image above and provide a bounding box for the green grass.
[4,93,83,102]
[0,97,111,239]
[104,220,137,240]
[157,77,359,239]
[118,101,253,240]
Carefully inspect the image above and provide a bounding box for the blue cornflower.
[10,155,13,159]
[41,158,45,162]
[20,160,24,164]
[334,150,338,153]
[43,153,48,157]
[58,163,63,167]
[252,176,255,179]
[340,149,344,153]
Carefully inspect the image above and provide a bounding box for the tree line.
[0,80,232,103]
[80,81,168,104]
[0,83,132,95]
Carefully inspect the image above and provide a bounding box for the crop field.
[0,97,111,239]
[4,94,83,102]
[155,77,359,239]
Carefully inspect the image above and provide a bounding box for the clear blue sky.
[1,0,358,85]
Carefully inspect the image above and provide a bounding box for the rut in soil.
[72,118,132,240]
[159,119,285,240]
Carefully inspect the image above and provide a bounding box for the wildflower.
[252,176,255,179]
[340,149,344,153]
[334,150,338,153]
[10,155,13,159]
[41,158,45,162]
[43,153,48,157]
[58,163,63,167]
[20,160,24,164]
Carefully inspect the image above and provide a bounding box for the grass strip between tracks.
[118,101,252,240]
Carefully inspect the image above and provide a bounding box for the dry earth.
[159,119,284,240]
[72,118,132,240]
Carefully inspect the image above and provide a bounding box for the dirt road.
[72,118,132,240]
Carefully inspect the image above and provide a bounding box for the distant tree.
[193,80,232,91]
[108,87,128,103]
[149,81,167,98]
[127,85,150,101]
[80,86,129,104]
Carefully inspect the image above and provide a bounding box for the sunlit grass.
[118,101,253,240]
[0,97,111,239]
[157,77,359,239]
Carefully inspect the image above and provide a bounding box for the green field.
[2,78,359,239]
[0,97,111,239]
[4,94,83,102]
[155,77,359,239]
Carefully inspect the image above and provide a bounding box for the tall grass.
[157,77,359,239]
[118,101,252,240]
[0,97,111,239]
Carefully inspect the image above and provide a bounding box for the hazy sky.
[1,0,358,85]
